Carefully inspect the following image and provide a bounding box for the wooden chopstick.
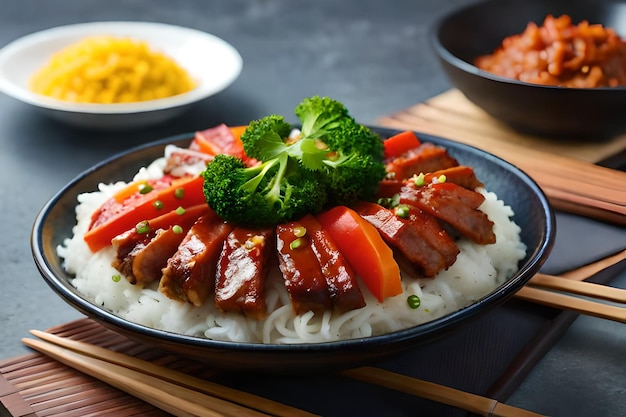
[341,367,545,417]
[515,249,626,323]
[23,331,319,417]
[529,273,626,303]
[560,249,626,281]
[515,286,626,323]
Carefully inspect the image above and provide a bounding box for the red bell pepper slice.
[383,130,421,159]
[316,206,402,302]
[84,175,206,252]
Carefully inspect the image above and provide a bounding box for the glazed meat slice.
[298,214,365,312]
[159,211,233,306]
[276,220,331,315]
[378,165,483,200]
[386,143,459,181]
[352,201,457,277]
[111,205,210,285]
[215,226,275,319]
[112,227,187,285]
[422,166,483,190]
[404,205,460,270]
[400,182,496,245]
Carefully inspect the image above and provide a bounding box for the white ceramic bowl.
[0,21,243,130]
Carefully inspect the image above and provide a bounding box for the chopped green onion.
[112,274,121,282]
[293,226,307,237]
[377,194,400,209]
[174,187,185,199]
[136,220,150,234]
[172,225,183,234]
[138,183,153,194]
[413,173,425,186]
[290,238,304,250]
[437,174,447,184]
[407,294,421,309]
[175,206,186,215]
[153,200,164,210]
[394,204,410,218]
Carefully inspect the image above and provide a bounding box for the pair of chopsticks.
[22,330,546,417]
[515,249,626,323]
[22,331,318,417]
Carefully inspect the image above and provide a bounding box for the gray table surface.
[1,1,625,416]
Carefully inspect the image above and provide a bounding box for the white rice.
[58,154,527,344]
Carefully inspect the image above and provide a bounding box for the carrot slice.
[316,206,402,302]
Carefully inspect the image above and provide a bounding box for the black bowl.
[431,0,626,138]
[31,127,555,373]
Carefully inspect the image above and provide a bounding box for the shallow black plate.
[31,127,555,373]
[431,0,626,138]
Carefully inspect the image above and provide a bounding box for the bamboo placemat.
[378,89,626,163]
[0,320,175,417]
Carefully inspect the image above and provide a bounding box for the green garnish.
[153,200,164,210]
[175,206,186,215]
[138,183,153,194]
[413,173,425,186]
[172,225,183,234]
[293,226,307,237]
[112,274,122,282]
[290,238,304,250]
[394,204,410,218]
[174,187,185,199]
[407,294,421,309]
[136,220,150,234]
[377,193,400,209]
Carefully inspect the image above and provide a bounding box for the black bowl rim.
[429,0,626,92]
[31,127,556,356]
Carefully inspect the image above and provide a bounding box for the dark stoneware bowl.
[31,127,555,373]
[431,0,626,138]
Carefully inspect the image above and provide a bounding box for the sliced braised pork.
[352,201,458,277]
[276,220,331,315]
[298,215,365,313]
[112,227,187,285]
[400,182,496,245]
[385,142,459,181]
[111,205,210,285]
[215,226,275,319]
[159,211,233,306]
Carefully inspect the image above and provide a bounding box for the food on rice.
[57,123,526,344]
[30,36,196,103]
[475,14,626,88]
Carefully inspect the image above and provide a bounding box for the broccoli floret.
[201,96,386,227]
[240,114,292,161]
[294,96,350,139]
[311,119,386,203]
[292,96,386,203]
[202,154,326,227]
